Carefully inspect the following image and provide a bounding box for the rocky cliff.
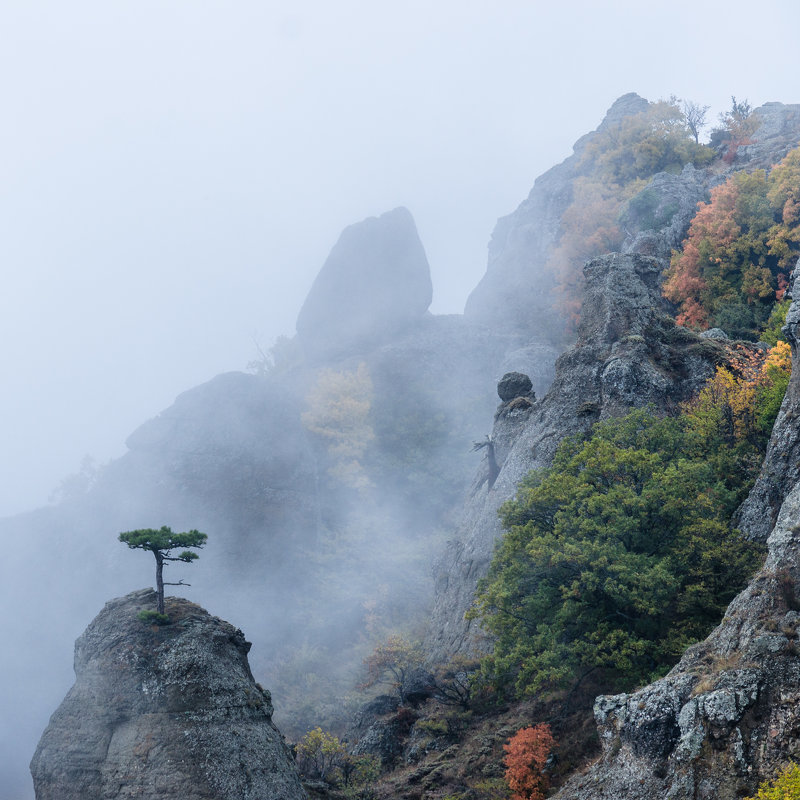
[738,258,800,542]
[426,252,738,661]
[464,93,650,344]
[11,95,800,799]
[30,589,305,800]
[427,98,800,665]
[296,206,433,360]
[546,253,800,800]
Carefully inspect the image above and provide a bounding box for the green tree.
[470,409,763,699]
[119,526,207,614]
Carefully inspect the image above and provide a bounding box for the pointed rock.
[30,590,306,800]
[296,206,432,359]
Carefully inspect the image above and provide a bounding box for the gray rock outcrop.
[30,589,306,800]
[427,253,734,661]
[733,101,800,169]
[296,206,433,359]
[464,93,650,345]
[620,164,715,260]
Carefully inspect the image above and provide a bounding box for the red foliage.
[503,724,555,800]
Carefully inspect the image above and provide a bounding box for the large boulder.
[30,590,306,800]
[296,206,432,359]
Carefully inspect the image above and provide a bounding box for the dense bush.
[503,724,555,800]
[664,146,800,338]
[471,402,766,699]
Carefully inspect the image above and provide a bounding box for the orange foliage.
[503,724,555,800]
[663,180,741,328]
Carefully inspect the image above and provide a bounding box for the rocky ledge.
[30,589,305,800]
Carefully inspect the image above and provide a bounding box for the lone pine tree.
[119,526,208,614]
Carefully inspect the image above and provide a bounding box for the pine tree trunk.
[155,552,165,614]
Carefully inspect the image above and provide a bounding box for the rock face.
[733,101,800,169]
[464,93,650,344]
[620,164,714,261]
[427,253,730,661]
[296,206,433,359]
[30,589,305,800]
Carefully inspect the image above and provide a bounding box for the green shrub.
[470,407,764,698]
[137,610,171,625]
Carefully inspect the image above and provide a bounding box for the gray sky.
[2,0,799,517]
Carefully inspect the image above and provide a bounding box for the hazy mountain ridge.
[13,94,800,799]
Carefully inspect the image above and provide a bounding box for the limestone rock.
[296,206,432,359]
[620,164,716,261]
[732,101,800,169]
[30,589,305,800]
[465,94,649,344]
[426,253,747,661]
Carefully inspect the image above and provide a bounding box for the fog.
[3,1,800,797]
[2,0,798,517]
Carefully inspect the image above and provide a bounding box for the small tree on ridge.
[119,526,207,614]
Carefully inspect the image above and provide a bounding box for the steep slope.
[465,92,650,344]
[427,98,800,666]
[548,257,800,800]
[2,201,564,796]
[30,589,305,800]
[427,253,730,661]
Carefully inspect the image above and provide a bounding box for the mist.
[3,1,800,798]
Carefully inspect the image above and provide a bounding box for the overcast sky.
[2,0,799,517]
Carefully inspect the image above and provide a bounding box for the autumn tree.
[301,362,375,490]
[549,97,713,325]
[503,724,555,800]
[745,762,800,799]
[682,99,710,144]
[295,727,349,782]
[119,526,207,615]
[360,635,425,704]
[716,96,759,162]
[664,145,800,338]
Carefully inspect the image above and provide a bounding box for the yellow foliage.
[745,762,800,800]
[764,340,792,374]
[683,342,792,444]
[302,363,375,490]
